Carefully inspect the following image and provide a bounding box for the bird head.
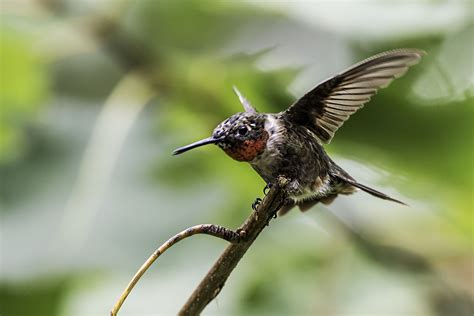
[173,87,268,162]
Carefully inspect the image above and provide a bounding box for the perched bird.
[173,49,424,214]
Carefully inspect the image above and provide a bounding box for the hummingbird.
[173,49,424,214]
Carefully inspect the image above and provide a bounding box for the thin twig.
[179,177,288,315]
[110,224,243,316]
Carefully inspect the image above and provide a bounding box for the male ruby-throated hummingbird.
[173,49,424,214]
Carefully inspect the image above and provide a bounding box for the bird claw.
[252,197,262,211]
[263,183,273,195]
[265,212,277,226]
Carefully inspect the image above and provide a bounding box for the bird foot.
[252,197,262,211]
[263,211,278,227]
[263,182,273,195]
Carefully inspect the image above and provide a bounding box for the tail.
[335,174,407,206]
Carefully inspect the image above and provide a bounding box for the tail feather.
[336,175,407,206]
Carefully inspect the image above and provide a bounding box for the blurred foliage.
[0,0,472,315]
[0,279,69,316]
[0,25,49,165]
[122,0,265,56]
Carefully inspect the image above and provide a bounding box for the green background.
[1,0,472,315]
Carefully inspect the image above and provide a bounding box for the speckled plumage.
[174,49,425,213]
[250,114,354,201]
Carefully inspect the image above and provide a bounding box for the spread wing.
[282,49,424,143]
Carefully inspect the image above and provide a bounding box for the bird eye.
[238,126,248,136]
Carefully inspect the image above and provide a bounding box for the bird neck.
[223,131,269,162]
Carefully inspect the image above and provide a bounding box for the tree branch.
[110,177,288,316]
[110,224,244,316]
[179,177,288,315]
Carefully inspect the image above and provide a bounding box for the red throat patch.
[223,131,269,162]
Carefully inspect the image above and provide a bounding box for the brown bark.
[178,177,288,315]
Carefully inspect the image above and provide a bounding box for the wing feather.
[325,108,355,116]
[283,49,424,143]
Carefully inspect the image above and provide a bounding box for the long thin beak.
[172,137,220,155]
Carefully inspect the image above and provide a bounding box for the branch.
[110,224,243,316]
[179,177,288,315]
[110,177,287,316]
